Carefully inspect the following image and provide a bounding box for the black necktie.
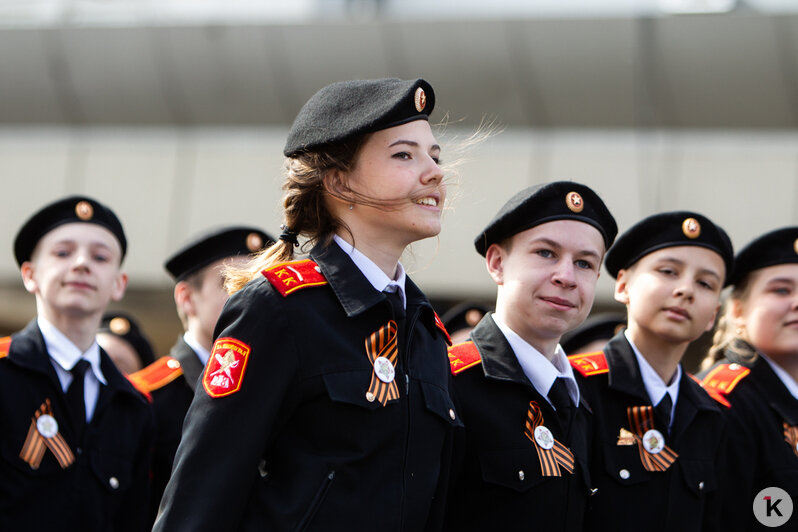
[548,378,573,427]
[66,359,90,441]
[384,289,405,320]
[654,393,673,434]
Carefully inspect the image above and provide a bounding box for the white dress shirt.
[333,234,407,307]
[626,330,680,431]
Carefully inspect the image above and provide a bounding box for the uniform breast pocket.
[89,449,134,495]
[602,442,650,486]
[322,370,382,411]
[679,458,716,497]
[479,448,548,492]
[420,381,463,428]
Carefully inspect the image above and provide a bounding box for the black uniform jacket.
[577,332,724,532]
[154,242,460,532]
[444,314,593,532]
[0,320,154,532]
[705,352,798,531]
[148,337,203,523]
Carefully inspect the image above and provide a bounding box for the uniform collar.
[492,313,579,406]
[748,356,798,425]
[604,332,651,402]
[469,313,532,387]
[625,330,681,416]
[38,316,106,385]
[759,353,798,401]
[183,331,210,366]
[171,335,205,390]
[332,235,406,309]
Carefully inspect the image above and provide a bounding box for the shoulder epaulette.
[568,351,609,377]
[699,363,751,408]
[262,259,328,297]
[448,341,482,375]
[433,311,452,346]
[0,336,10,359]
[128,356,184,394]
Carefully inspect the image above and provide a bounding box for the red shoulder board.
[699,363,751,408]
[262,259,328,297]
[128,356,184,394]
[203,337,251,398]
[568,351,609,377]
[448,341,482,375]
[434,312,452,346]
[125,374,153,402]
[0,336,10,359]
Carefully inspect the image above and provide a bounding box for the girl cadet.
[153,78,459,532]
[570,212,733,532]
[700,227,798,530]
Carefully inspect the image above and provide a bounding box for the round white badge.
[643,429,666,454]
[534,425,555,450]
[36,414,59,438]
[373,357,395,383]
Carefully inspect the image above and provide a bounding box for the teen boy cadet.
[0,196,153,532]
[445,181,617,531]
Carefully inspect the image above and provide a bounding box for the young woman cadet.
[153,78,459,532]
[701,227,798,530]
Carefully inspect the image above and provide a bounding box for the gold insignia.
[617,427,636,446]
[682,218,701,239]
[75,201,93,221]
[465,308,483,327]
[246,232,263,252]
[109,317,130,335]
[414,87,426,113]
[793,238,798,255]
[566,192,584,213]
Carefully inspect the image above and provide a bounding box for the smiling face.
[616,246,725,348]
[734,263,798,361]
[329,119,445,253]
[21,222,127,322]
[488,220,605,357]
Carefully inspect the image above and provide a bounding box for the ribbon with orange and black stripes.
[627,406,678,471]
[783,422,798,458]
[19,399,75,470]
[524,401,574,477]
[364,320,399,406]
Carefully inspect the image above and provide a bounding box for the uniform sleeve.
[153,281,300,531]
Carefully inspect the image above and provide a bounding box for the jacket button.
[366,392,375,402]
[698,481,705,491]
[109,477,119,489]
[518,470,525,481]
[619,469,630,480]
[448,409,456,420]
[167,359,181,369]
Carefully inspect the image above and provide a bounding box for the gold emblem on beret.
[566,192,584,213]
[793,238,798,255]
[414,87,426,113]
[246,232,263,252]
[465,309,484,328]
[109,317,130,336]
[75,201,93,221]
[682,218,701,239]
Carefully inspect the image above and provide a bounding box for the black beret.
[14,196,127,267]
[440,301,492,333]
[474,181,618,257]
[727,226,798,286]
[604,211,734,280]
[284,78,435,157]
[165,226,273,281]
[560,313,626,354]
[98,311,156,367]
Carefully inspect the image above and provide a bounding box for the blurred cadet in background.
[560,312,626,355]
[441,301,491,345]
[0,196,152,532]
[97,311,156,375]
[129,226,271,525]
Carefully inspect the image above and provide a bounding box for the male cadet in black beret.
[0,196,153,532]
[561,312,627,355]
[97,311,156,375]
[570,211,733,532]
[444,181,617,532]
[128,225,271,524]
[699,227,798,530]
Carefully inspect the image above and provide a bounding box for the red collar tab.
[448,341,482,375]
[568,351,609,377]
[262,259,328,297]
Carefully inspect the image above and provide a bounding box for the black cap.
[560,313,626,354]
[727,227,798,286]
[165,226,273,281]
[440,302,491,333]
[14,196,127,267]
[98,311,156,367]
[605,211,734,281]
[284,78,435,157]
[474,181,618,257]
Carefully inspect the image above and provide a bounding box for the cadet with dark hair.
[445,181,618,531]
[700,227,798,530]
[0,196,153,532]
[154,78,458,531]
